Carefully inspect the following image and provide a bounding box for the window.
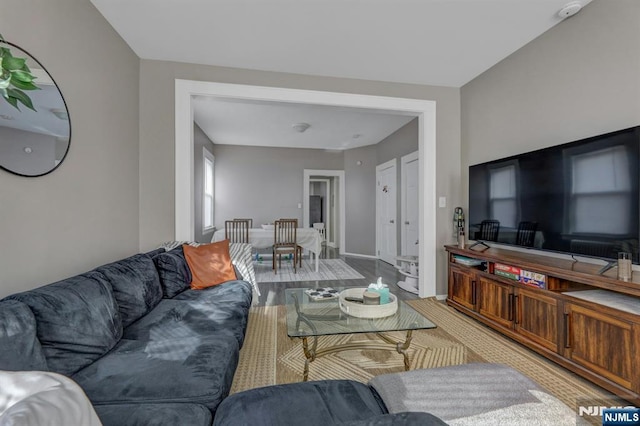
[489,163,518,228]
[203,148,215,231]
[569,145,631,235]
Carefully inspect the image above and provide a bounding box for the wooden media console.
[446,244,640,405]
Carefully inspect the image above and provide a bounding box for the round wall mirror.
[0,39,71,177]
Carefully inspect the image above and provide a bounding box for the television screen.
[468,126,640,264]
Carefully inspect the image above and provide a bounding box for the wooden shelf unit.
[446,244,640,405]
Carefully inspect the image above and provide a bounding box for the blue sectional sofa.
[212,363,577,425]
[0,246,253,426]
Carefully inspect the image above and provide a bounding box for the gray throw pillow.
[152,246,192,298]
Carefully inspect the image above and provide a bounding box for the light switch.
[297,203,302,209]
[439,197,446,208]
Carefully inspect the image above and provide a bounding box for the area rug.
[230,297,622,419]
[253,258,364,283]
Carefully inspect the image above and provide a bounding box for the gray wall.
[461,0,640,269]
[0,0,140,298]
[377,118,419,165]
[139,62,461,295]
[193,123,215,243]
[210,144,343,229]
[344,144,378,255]
[462,0,640,175]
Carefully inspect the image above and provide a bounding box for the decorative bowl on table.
[338,288,398,319]
[261,224,274,230]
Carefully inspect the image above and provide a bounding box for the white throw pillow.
[0,370,102,426]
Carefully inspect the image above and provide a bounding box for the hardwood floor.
[252,246,420,306]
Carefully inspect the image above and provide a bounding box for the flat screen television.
[468,125,640,265]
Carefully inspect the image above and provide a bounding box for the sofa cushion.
[183,241,237,290]
[0,299,48,371]
[339,412,447,426]
[94,403,212,426]
[73,334,240,412]
[6,272,123,376]
[95,253,163,327]
[152,247,192,298]
[212,380,387,426]
[123,280,252,346]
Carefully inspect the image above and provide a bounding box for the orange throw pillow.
[183,240,237,290]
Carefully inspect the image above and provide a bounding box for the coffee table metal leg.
[299,330,415,380]
[301,336,317,382]
[397,330,413,371]
[376,330,413,371]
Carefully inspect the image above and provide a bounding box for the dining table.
[212,228,322,272]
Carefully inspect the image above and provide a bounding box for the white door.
[376,159,397,265]
[401,151,419,257]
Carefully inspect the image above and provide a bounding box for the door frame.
[309,178,332,246]
[376,158,398,265]
[174,80,437,297]
[304,170,345,253]
[401,150,419,256]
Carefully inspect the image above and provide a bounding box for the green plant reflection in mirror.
[0,36,70,177]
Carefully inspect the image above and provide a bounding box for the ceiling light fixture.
[292,122,311,133]
[557,1,583,19]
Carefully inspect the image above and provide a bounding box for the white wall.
[0,0,140,298]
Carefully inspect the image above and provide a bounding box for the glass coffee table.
[285,287,436,381]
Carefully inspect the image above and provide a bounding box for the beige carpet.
[230,298,622,416]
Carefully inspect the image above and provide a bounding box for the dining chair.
[234,218,253,228]
[516,221,538,247]
[273,219,301,274]
[478,219,500,242]
[312,222,326,244]
[225,219,250,243]
[280,218,304,262]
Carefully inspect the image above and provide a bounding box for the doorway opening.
[174,80,436,297]
[303,169,346,254]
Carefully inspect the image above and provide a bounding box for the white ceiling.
[193,97,416,150]
[91,0,592,150]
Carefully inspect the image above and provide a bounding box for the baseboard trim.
[343,252,378,260]
[435,294,448,301]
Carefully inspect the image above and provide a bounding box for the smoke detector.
[292,122,311,133]
[558,1,583,19]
